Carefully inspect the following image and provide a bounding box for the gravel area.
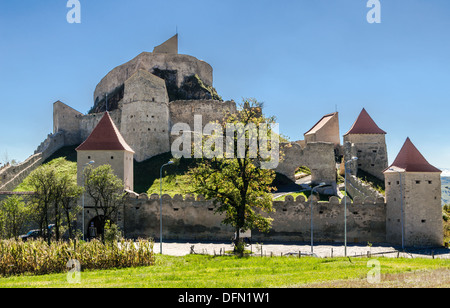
[156,241,450,259]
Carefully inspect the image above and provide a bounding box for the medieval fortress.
[0,35,443,247]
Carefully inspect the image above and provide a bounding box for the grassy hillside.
[133,153,200,195]
[30,147,290,196]
[14,157,77,192]
[16,146,201,196]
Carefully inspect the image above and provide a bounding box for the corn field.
[0,238,155,277]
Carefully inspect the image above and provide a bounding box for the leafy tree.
[55,173,83,240]
[26,158,82,242]
[189,98,279,254]
[28,165,57,244]
[0,196,29,239]
[84,165,125,242]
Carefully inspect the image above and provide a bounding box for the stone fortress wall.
[1,35,443,247]
[120,192,386,243]
[46,34,338,188]
[0,131,65,192]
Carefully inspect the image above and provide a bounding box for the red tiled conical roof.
[76,112,134,153]
[344,108,386,135]
[385,137,441,173]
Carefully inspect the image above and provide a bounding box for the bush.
[0,238,154,277]
[103,221,122,243]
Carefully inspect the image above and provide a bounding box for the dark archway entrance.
[87,216,105,241]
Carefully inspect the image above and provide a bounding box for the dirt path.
[302,269,450,288]
[158,241,450,259]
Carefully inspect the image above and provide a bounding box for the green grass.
[0,254,449,288]
[14,148,304,200]
[274,191,309,201]
[14,157,77,192]
[146,174,196,197]
[133,152,199,195]
[274,190,334,202]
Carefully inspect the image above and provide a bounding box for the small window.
[173,208,179,212]
[428,181,432,184]
[421,220,426,223]
[388,182,391,185]
[111,156,114,160]
[396,181,400,185]
[416,180,421,184]
[88,156,91,159]
[372,150,377,153]
[371,164,375,167]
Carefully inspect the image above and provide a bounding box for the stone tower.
[76,112,135,191]
[120,70,170,162]
[304,112,340,148]
[343,108,388,180]
[384,137,442,247]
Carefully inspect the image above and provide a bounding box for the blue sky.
[0,0,449,170]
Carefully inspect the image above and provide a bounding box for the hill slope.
[15,146,300,196]
[442,176,450,206]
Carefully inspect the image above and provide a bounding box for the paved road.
[157,241,450,259]
[272,175,311,199]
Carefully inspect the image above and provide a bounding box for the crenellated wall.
[254,195,386,243]
[121,192,386,243]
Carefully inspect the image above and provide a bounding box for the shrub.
[0,238,154,277]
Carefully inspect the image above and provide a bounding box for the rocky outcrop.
[93,52,213,105]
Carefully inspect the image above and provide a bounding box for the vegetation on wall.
[152,68,222,101]
[89,84,125,114]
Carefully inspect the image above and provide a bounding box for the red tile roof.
[76,112,135,153]
[386,137,441,173]
[344,108,386,135]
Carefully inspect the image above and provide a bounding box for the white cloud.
[441,169,450,177]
